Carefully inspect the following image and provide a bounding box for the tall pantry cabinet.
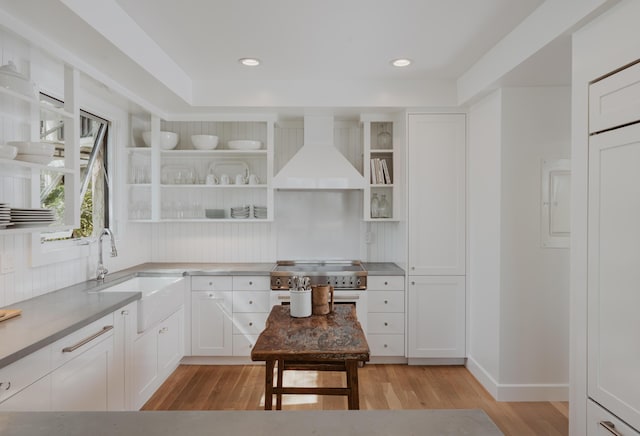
[406,113,466,360]
[586,61,640,435]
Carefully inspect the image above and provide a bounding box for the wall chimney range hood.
[272,115,365,189]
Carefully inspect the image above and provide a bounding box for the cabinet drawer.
[0,346,51,404]
[588,399,640,435]
[232,291,270,312]
[367,313,404,334]
[232,313,268,335]
[51,313,114,369]
[232,276,270,291]
[191,276,232,291]
[589,61,640,134]
[368,290,405,313]
[367,276,404,291]
[232,334,259,357]
[367,334,405,357]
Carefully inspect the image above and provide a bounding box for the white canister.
[290,289,312,318]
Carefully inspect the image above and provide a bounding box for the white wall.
[0,28,149,306]
[467,86,571,401]
[467,89,502,395]
[500,87,570,386]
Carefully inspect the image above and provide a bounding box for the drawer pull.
[0,382,10,391]
[384,344,388,348]
[159,327,168,334]
[62,326,113,353]
[599,421,623,436]
[411,281,415,285]
[207,293,224,300]
[208,281,213,286]
[249,300,253,304]
[384,322,388,326]
[384,300,388,304]
[384,281,388,286]
[249,322,253,326]
[249,281,253,285]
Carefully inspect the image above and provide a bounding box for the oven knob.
[356,279,361,286]
[275,278,281,287]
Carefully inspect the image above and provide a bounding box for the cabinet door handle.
[249,300,253,304]
[383,344,388,348]
[121,310,129,316]
[599,421,623,436]
[384,300,388,304]
[62,326,114,353]
[249,322,253,326]
[249,281,253,285]
[411,281,415,285]
[384,322,388,326]
[159,327,168,334]
[207,293,224,300]
[0,382,10,391]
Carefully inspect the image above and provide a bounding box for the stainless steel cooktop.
[270,260,367,290]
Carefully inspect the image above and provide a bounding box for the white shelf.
[158,218,271,223]
[0,158,74,174]
[126,147,151,153]
[370,184,394,188]
[364,217,399,223]
[161,149,267,157]
[0,225,72,235]
[160,184,267,189]
[370,149,394,154]
[127,183,152,187]
[39,101,74,119]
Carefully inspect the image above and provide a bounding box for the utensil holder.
[290,289,312,318]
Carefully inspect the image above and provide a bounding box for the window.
[39,94,111,242]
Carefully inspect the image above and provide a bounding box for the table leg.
[276,358,284,410]
[264,360,275,410]
[345,360,360,410]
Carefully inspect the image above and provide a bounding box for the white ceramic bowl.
[227,140,262,150]
[7,141,55,156]
[142,131,179,150]
[191,134,219,150]
[0,144,17,160]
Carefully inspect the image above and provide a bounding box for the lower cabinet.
[0,374,51,411]
[191,290,233,356]
[131,307,183,410]
[588,399,640,435]
[366,276,406,357]
[407,276,465,359]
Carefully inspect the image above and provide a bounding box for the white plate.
[15,154,55,165]
[10,222,53,228]
[227,140,262,150]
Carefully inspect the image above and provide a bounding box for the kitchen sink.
[99,276,185,333]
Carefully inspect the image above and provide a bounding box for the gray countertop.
[0,262,404,369]
[0,410,502,435]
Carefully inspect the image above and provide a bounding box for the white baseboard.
[466,356,568,402]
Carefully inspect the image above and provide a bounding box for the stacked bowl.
[230,205,250,219]
[7,141,55,164]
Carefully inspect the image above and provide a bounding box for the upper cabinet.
[127,115,275,222]
[407,113,466,275]
[361,114,406,222]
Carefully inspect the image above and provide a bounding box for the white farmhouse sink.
[101,276,185,333]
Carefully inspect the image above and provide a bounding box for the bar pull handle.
[599,421,623,436]
[334,295,360,301]
[278,295,290,301]
[62,326,113,353]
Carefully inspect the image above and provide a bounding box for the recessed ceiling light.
[391,58,412,67]
[239,58,261,67]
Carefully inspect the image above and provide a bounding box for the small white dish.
[191,134,219,150]
[15,154,55,165]
[7,141,54,156]
[227,140,262,150]
[142,131,179,150]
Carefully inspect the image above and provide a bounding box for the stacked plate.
[254,205,267,219]
[0,203,11,229]
[230,205,250,219]
[7,141,56,165]
[10,207,56,228]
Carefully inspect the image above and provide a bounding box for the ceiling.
[0,0,576,115]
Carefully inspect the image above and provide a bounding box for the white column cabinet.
[407,276,465,358]
[588,121,640,433]
[407,113,466,361]
[407,113,466,276]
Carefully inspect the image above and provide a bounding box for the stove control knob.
[275,278,282,287]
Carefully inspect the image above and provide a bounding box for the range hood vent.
[272,115,365,190]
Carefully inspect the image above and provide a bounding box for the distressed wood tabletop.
[251,304,370,362]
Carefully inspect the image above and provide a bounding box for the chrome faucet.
[96,228,118,281]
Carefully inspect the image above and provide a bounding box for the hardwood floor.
[143,364,569,436]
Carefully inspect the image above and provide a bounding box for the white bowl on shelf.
[191,134,219,150]
[7,141,55,156]
[142,131,179,150]
[227,140,262,150]
[0,144,17,160]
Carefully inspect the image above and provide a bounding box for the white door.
[407,276,465,358]
[158,307,184,376]
[588,123,640,432]
[51,336,114,411]
[131,327,159,409]
[407,113,466,275]
[191,291,233,356]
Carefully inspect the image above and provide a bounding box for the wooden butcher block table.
[251,304,370,410]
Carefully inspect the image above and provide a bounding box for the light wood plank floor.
[143,364,568,436]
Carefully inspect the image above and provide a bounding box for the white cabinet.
[232,276,270,357]
[589,61,640,134]
[588,121,640,432]
[191,289,233,356]
[361,115,405,221]
[407,276,465,359]
[0,346,51,411]
[366,276,405,357]
[0,375,50,411]
[407,113,466,275]
[130,307,184,410]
